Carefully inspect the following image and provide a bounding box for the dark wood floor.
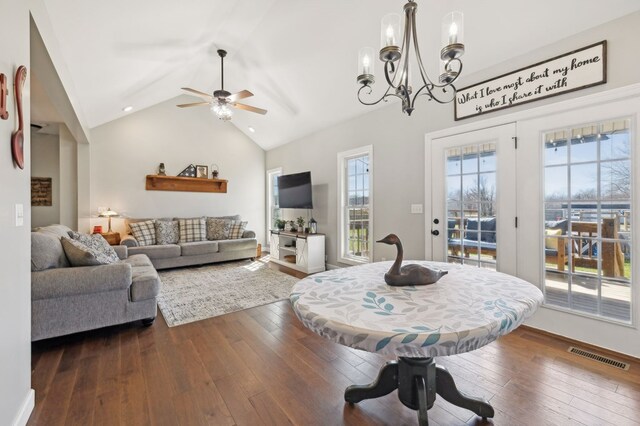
[29,263,640,425]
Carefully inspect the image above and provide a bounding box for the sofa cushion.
[34,224,74,239]
[129,220,156,246]
[228,221,248,239]
[31,262,132,300]
[179,241,219,256]
[123,255,161,302]
[465,218,496,242]
[218,238,257,252]
[179,217,206,242]
[70,232,120,263]
[206,217,232,240]
[156,220,179,245]
[545,228,562,250]
[31,232,70,271]
[128,244,181,259]
[61,237,118,267]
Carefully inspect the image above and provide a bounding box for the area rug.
[157,259,300,327]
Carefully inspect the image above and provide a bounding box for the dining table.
[290,260,544,425]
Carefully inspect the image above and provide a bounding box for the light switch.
[410,204,423,214]
[15,203,24,226]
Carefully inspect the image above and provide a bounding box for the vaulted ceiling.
[33,0,640,150]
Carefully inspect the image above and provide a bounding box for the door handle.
[431,230,440,236]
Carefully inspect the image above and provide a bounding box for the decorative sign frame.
[454,41,607,120]
[31,177,53,206]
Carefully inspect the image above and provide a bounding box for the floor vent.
[568,346,630,371]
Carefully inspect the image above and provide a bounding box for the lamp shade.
[99,208,118,217]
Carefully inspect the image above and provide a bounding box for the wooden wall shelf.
[145,175,228,193]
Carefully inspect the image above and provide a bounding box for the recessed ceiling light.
[122,105,133,112]
[248,126,255,133]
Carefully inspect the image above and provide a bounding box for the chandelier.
[356,1,465,116]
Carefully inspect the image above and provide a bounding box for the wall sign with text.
[454,41,607,120]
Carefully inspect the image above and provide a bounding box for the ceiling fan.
[177,49,267,121]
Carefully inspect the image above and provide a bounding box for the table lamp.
[99,208,118,233]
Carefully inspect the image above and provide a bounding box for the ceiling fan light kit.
[357,0,465,116]
[178,49,267,121]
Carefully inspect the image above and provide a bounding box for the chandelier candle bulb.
[441,11,464,59]
[357,47,375,85]
[380,13,401,48]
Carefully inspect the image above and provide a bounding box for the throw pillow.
[545,228,562,250]
[228,221,248,239]
[156,220,180,245]
[129,220,156,246]
[70,231,120,263]
[179,217,206,243]
[61,237,115,266]
[206,217,233,240]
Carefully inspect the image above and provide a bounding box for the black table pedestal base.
[345,357,494,426]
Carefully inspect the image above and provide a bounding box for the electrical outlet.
[15,203,24,226]
[411,204,423,214]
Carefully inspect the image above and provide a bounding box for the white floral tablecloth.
[290,261,543,358]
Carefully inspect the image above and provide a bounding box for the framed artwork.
[31,177,52,206]
[196,165,209,178]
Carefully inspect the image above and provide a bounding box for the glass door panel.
[543,118,632,323]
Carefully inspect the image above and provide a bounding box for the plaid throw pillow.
[179,217,206,242]
[228,221,248,239]
[206,217,233,240]
[129,220,156,246]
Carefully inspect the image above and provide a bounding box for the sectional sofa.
[120,215,258,270]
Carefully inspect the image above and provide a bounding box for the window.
[266,168,282,239]
[543,118,632,323]
[338,146,373,264]
[446,143,498,269]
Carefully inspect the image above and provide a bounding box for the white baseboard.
[326,263,341,270]
[12,389,34,426]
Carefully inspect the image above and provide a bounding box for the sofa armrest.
[120,235,139,247]
[32,263,132,300]
[113,245,128,260]
[242,230,256,239]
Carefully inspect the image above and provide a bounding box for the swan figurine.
[377,234,448,286]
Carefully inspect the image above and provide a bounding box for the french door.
[431,123,517,275]
[518,97,640,349]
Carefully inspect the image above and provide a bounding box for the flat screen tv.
[278,172,313,209]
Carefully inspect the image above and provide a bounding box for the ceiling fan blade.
[181,87,213,99]
[226,90,253,102]
[177,102,211,108]
[231,102,267,115]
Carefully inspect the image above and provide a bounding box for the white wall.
[0,1,33,425]
[77,141,91,232]
[31,132,60,227]
[90,95,266,241]
[58,124,78,229]
[267,11,640,267]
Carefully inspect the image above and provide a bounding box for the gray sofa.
[31,224,160,341]
[120,216,258,270]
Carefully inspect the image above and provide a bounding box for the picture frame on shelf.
[196,165,209,178]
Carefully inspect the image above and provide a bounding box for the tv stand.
[269,231,325,274]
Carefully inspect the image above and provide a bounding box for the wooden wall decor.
[145,175,228,193]
[11,66,27,169]
[31,177,53,206]
[0,73,8,120]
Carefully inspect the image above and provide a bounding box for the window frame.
[266,167,282,246]
[337,145,374,265]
